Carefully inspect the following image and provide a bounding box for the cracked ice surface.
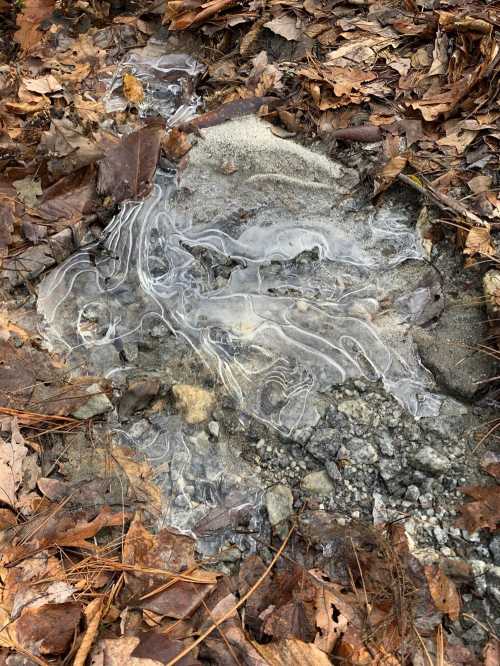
[38,115,443,534]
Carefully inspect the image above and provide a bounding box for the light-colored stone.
[208,421,220,438]
[301,471,334,496]
[337,399,373,425]
[172,384,215,424]
[265,484,293,529]
[71,383,112,419]
[412,446,450,475]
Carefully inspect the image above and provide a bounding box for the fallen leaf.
[14,0,55,52]
[456,484,500,533]
[91,635,165,665]
[5,98,50,115]
[40,119,104,177]
[14,602,81,655]
[0,419,28,508]
[464,226,495,258]
[428,30,449,76]
[22,74,62,94]
[374,155,407,195]
[131,633,199,665]
[253,638,332,665]
[13,176,42,209]
[123,73,145,104]
[483,639,500,666]
[468,175,492,194]
[109,445,162,514]
[162,128,192,161]
[122,515,217,618]
[424,563,460,620]
[97,126,162,203]
[265,15,302,42]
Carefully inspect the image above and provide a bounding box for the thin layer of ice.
[37,74,444,536]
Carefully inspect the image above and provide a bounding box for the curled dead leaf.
[374,155,407,196]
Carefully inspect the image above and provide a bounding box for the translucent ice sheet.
[103,51,203,125]
[38,111,443,535]
[39,172,440,427]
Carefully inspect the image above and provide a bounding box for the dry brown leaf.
[254,638,332,665]
[264,15,302,42]
[110,445,162,514]
[123,73,145,104]
[91,635,165,665]
[468,175,492,194]
[162,129,192,161]
[97,126,162,203]
[424,563,460,620]
[428,30,449,76]
[0,419,28,508]
[464,226,495,257]
[14,0,55,52]
[483,639,500,666]
[22,75,61,95]
[14,602,81,656]
[5,99,50,115]
[374,155,407,195]
[456,484,500,533]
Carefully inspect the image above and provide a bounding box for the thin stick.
[166,526,295,666]
[398,173,488,228]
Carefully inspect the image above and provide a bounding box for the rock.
[71,383,112,419]
[208,421,220,439]
[412,446,450,475]
[486,566,500,607]
[377,431,395,456]
[118,377,160,417]
[413,299,491,399]
[405,485,420,502]
[265,484,293,535]
[172,384,215,424]
[301,471,334,496]
[337,399,373,425]
[305,428,339,462]
[489,534,500,566]
[348,440,378,464]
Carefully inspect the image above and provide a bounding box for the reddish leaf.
[97,126,162,203]
[14,602,81,655]
[14,0,55,52]
[456,485,500,533]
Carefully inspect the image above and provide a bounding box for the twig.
[398,173,488,228]
[166,526,295,666]
[73,596,104,666]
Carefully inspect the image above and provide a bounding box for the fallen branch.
[398,173,489,228]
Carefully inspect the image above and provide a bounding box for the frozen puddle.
[38,114,446,537]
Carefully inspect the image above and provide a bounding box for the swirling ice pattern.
[39,176,440,439]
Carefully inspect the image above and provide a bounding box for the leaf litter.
[0,0,499,664]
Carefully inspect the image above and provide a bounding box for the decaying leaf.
[374,155,407,195]
[14,602,81,655]
[97,126,162,203]
[464,226,495,258]
[253,638,332,665]
[0,419,28,508]
[162,128,192,161]
[14,0,55,51]
[265,15,302,42]
[424,563,460,620]
[456,484,500,533]
[123,73,145,104]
